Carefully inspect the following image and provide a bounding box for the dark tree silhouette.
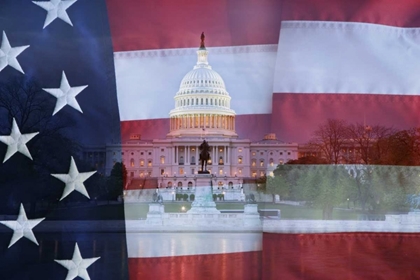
[309,119,348,164]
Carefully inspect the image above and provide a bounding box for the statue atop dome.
[200,32,205,49]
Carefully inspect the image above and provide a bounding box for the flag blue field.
[0,1,127,279]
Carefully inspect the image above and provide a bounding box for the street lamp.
[347,198,350,209]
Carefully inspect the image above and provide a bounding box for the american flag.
[2,0,420,279]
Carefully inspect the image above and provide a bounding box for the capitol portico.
[93,34,299,196]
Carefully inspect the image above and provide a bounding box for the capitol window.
[130,159,134,167]
[140,160,144,167]
[238,157,242,164]
[251,159,256,167]
[160,156,165,164]
[260,160,264,167]
[148,160,152,167]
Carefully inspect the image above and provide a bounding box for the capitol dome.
[168,33,237,138]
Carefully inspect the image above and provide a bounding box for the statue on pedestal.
[199,140,210,174]
[153,187,163,203]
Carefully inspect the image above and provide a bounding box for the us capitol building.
[85,34,298,193]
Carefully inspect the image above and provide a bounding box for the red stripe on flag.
[105,0,420,52]
[271,93,420,143]
[281,0,420,27]
[121,114,271,141]
[129,251,262,280]
[263,232,420,279]
[105,0,282,51]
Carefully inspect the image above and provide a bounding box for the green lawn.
[124,202,359,220]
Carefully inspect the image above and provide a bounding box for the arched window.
[130,158,134,167]
[238,157,243,164]
[177,181,183,187]
[228,182,233,187]
[160,156,165,164]
[167,182,172,188]
[269,158,274,166]
[260,159,264,167]
[188,182,193,187]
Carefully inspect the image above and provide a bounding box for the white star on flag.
[0,204,45,248]
[32,0,78,29]
[0,31,29,74]
[42,71,88,115]
[55,243,100,280]
[51,156,96,200]
[0,118,39,163]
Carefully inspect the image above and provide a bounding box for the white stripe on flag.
[125,227,262,258]
[274,21,420,94]
[114,45,277,121]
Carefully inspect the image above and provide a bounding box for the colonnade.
[170,114,235,131]
[172,145,230,165]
